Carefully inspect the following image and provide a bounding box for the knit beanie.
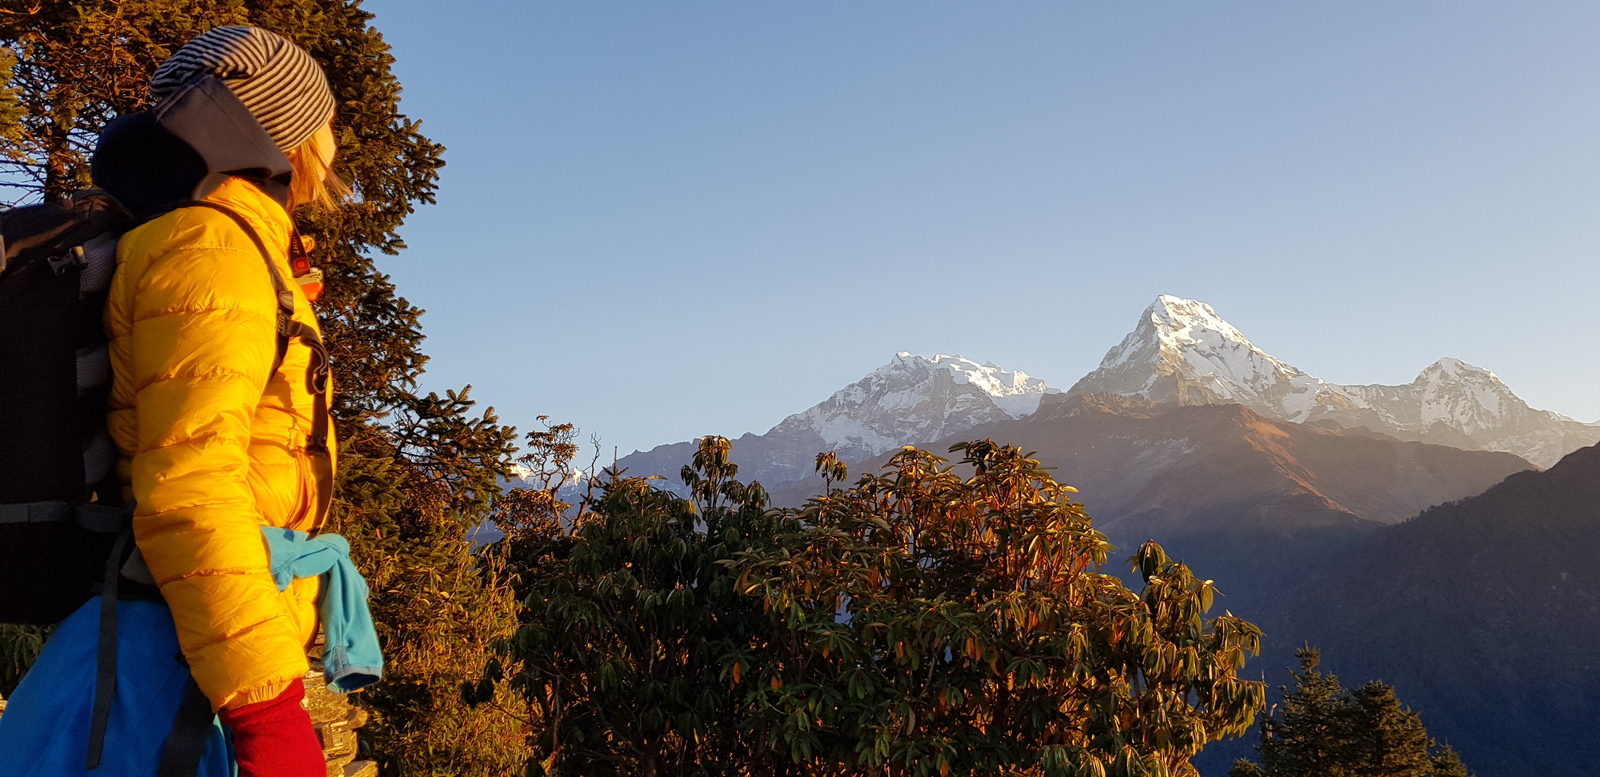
[151,26,335,153]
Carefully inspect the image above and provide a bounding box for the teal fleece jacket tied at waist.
[262,527,384,693]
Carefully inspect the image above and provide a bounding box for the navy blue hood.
[92,75,291,218]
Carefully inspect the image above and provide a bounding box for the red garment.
[218,679,325,777]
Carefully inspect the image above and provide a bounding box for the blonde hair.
[286,122,350,210]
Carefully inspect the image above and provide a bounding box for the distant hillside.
[1195,444,1600,776]
[771,394,1533,613]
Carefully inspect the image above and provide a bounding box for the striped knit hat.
[151,26,335,153]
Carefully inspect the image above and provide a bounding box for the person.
[0,25,348,777]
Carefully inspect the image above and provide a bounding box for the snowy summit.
[1069,295,1599,467]
[767,352,1058,463]
[614,352,1058,489]
[1071,295,1340,418]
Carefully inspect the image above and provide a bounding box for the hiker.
[0,25,376,777]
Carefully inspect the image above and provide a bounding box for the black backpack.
[0,190,133,626]
[0,188,330,629]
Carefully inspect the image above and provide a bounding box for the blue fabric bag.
[0,528,381,775]
[0,598,234,777]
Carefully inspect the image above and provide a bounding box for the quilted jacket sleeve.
[123,212,309,711]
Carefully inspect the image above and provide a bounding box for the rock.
[305,635,371,777]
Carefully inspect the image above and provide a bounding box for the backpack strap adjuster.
[47,245,88,276]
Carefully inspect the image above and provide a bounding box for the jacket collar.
[203,177,293,248]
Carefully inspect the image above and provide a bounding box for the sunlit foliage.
[494,437,1266,776]
[494,434,792,776]
[737,441,1265,777]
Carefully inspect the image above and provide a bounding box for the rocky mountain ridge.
[763,392,1533,612]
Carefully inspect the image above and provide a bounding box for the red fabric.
[217,679,325,777]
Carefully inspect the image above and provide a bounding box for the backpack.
[0,190,134,626]
[0,192,330,627]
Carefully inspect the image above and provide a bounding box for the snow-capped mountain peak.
[1071,297,1598,467]
[504,463,588,486]
[1417,358,1511,427]
[1335,357,1537,441]
[1072,295,1334,417]
[785,353,1059,462]
[1426,356,1482,377]
[614,352,1061,489]
[886,352,1055,418]
[1146,295,1258,351]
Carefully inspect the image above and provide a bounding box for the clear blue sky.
[371,1,1600,458]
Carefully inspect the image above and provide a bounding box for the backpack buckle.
[48,245,87,276]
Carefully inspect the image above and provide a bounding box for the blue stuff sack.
[0,598,234,776]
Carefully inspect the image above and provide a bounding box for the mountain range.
[616,353,1056,487]
[618,294,1597,484]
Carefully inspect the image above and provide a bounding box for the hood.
[92,75,292,218]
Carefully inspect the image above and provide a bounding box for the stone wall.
[306,641,378,777]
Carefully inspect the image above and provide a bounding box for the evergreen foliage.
[0,624,44,696]
[493,437,1267,777]
[494,434,791,776]
[1228,648,1473,777]
[0,2,527,772]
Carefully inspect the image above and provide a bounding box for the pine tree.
[1249,648,1353,777]
[0,2,529,772]
[1348,682,1432,776]
[1427,747,1471,777]
[1231,647,1474,777]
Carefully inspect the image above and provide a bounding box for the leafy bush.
[494,437,1267,777]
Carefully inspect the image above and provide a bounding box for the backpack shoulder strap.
[172,201,333,515]
[171,201,300,375]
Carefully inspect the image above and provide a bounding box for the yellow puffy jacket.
[105,176,334,711]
